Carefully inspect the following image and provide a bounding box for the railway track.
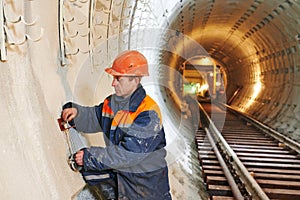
[196,102,300,200]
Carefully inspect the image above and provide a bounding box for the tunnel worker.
[61,50,172,200]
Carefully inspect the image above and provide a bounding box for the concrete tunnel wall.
[1,0,300,199]
[0,0,204,199]
[0,1,84,199]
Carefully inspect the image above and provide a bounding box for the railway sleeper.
[206,176,230,186]
[248,167,300,175]
[256,178,300,190]
[211,196,234,200]
[256,171,300,178]
[263,188,300,199]
[208,184,233,197]
[202,169,224,182]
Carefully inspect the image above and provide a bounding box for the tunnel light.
[200,84,209,91]
[191,85,196,93]
[242,81,262,112]
[253,81,262,94]
[183,83,197,94]
[189,56,214,66]
[200,57,213,65]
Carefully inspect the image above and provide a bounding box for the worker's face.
[112,76,139,98]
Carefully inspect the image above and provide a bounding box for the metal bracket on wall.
[0,0,43,61]
[59,0,67,66]
[59,0,93,67]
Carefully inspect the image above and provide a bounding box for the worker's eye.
[114,76,122,81]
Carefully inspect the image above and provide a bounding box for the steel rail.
[198,103,270,200]
[205,127,244,199]
[221,103,300,155]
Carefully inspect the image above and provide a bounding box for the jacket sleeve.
[82,110,167,172]
[63,102,103,133]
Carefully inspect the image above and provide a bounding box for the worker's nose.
[112,78,118,87]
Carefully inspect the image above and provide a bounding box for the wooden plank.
[203,165,222,170]
[243,162,300,169]
[223,134,270,138]
[239,156,300,164]
[206,176,227,185]
[228,141,278,146]
[227,140,277,146]
[202,160,220,165]
[222,132,264,135]
[224,136,272,140]
[208,184,231,190]
[263,188,300,199]
[253,173,300,181]
[197,146,214,151]
[236,152,297,159]
[202,170,224,182]
[247,167,300,175]
[203,169,224,176]
[256,179,300,189]
[200,155,217,160]
[211,196,234,200]
[231,148,290,154]
[208,185,233,196]
[198,151,215,156]
[231,144,286,150]
[221,130,257,133]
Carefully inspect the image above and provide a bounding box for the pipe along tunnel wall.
[1,0,300,199]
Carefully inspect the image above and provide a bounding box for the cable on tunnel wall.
[87,0,95,69]
[127,0,138,50]
[0,0,7,60]
[59,0,67,65]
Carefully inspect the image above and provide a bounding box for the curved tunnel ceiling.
[163,0,299,130]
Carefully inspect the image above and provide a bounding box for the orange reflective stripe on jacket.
[103,95,162,130]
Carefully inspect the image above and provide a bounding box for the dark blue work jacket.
[70,85,171,200]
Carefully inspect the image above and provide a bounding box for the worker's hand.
[75,150,84,166]
[62,108,78,122]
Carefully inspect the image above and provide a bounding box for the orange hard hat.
[105,50,149,76]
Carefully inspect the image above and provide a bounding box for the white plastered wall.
[0,0,85,199]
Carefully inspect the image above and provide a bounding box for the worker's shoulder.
[143,94,158,105]
[139,95,161,112]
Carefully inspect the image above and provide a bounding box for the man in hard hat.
[61,50,172,200]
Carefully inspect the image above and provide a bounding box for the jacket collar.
[128,84,146,111]
[109,84,146,113]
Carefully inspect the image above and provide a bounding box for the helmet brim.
[105,67,124,76]
[105,67,149,76]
